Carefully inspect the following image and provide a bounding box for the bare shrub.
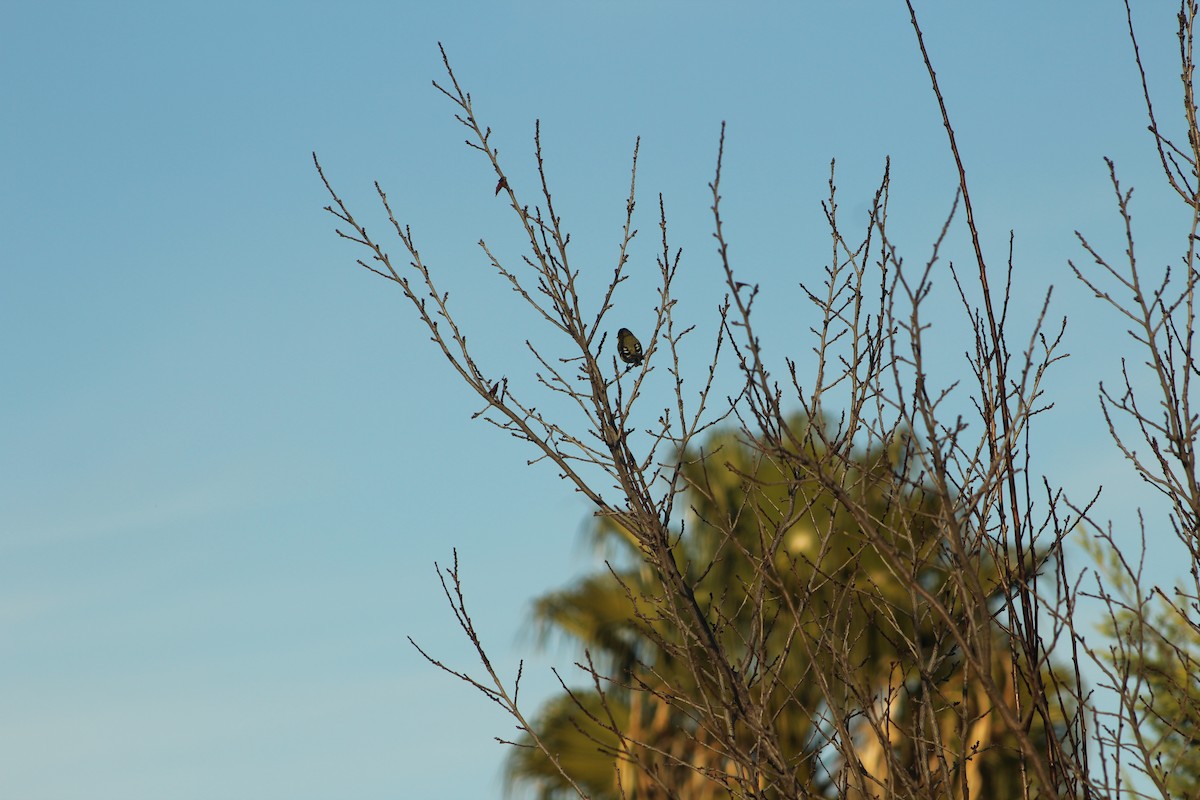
[316,3,1200,798]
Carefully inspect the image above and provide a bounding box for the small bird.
[616,327,643,366]
[494,176,508,196]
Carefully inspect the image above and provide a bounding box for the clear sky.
[2,2,1192,798]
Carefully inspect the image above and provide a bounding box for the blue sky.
[2,2,1192,798]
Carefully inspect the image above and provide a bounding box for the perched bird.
[494,176,508,196]
[616,327,644,366]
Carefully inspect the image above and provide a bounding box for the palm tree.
[506,420,1074,799]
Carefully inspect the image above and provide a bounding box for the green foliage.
[1083,536,1200,797]
[507,419,1072,799]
